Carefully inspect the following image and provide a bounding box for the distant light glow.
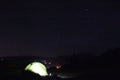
[25,62,48,77]
[49,73,52,76]
[48,62,51,64]
[56,64,62,69]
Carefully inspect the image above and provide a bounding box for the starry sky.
[0,0,120,57]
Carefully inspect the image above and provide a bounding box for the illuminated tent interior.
[25,62,48,77]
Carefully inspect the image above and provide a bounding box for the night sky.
[0,0,120,57]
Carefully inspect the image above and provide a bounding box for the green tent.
[25,62,48,77]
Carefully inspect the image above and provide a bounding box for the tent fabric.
[25,62,48,76]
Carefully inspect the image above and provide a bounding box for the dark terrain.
[0,48,120,80]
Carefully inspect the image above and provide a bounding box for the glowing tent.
[25,62,48,77]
